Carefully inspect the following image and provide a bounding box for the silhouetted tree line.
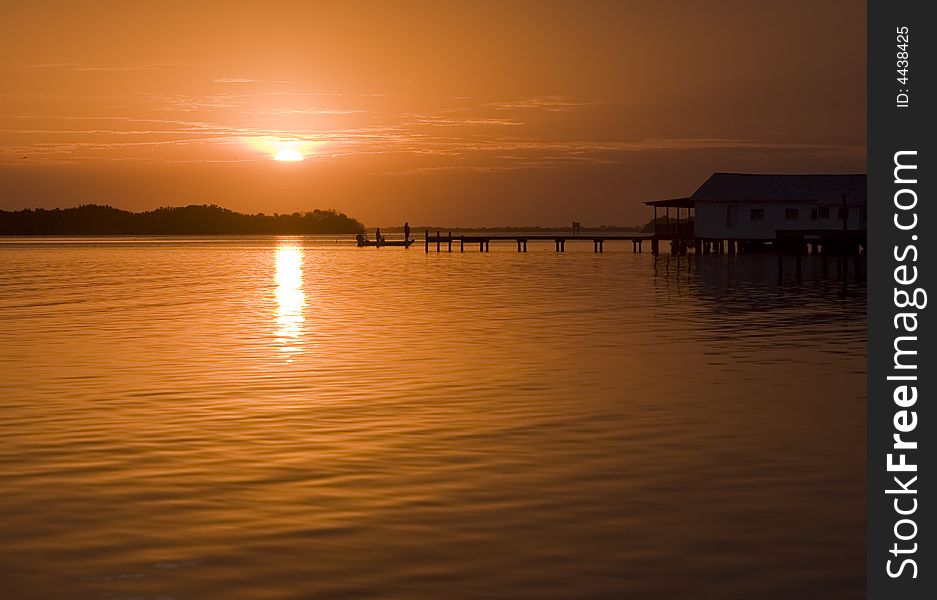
[0,204,365,235]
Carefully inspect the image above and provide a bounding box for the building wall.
[694,202,866,240]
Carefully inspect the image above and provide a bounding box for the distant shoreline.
[380,225,643,234]
[0,204,365,236]
[1,204,644,236]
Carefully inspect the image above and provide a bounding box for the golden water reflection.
[274,242,305,357]
[0,239,867,599]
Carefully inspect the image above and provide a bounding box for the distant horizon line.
[0,202,647,232]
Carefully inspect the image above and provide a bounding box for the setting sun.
[274,148,304,162]
[244,137,319,162]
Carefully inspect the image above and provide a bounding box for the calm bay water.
[0,236,866,599]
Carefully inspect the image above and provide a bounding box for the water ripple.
[0,237,865,599]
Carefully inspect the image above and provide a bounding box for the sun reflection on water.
[274,242,305,358]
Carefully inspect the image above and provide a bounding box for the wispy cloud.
[5,63,190,72]
[255,108,369,116]
[0,84,863,169]
[71,65,169,72]
[483,96,599,112]
[406,115,524,127]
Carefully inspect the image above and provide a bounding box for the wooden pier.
[423,228,865,260]
[424,230,653,253]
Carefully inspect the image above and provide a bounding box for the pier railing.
[653,220,695,239]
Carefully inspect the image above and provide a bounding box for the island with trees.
[0,204,365,235]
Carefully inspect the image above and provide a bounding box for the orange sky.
[0,1,865,226]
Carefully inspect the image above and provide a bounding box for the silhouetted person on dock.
[404,222,411,241]
[375,227,383,245]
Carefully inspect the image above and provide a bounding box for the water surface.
[0,236,866,599]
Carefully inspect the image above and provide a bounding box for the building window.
[726,205,738,228]
[811,208,817,220]
[819,207,830,219]
[750,208,764,221]
[785,208,799,220]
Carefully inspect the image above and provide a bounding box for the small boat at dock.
[356,233,414,247]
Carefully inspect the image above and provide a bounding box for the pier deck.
[424,231,652,253]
